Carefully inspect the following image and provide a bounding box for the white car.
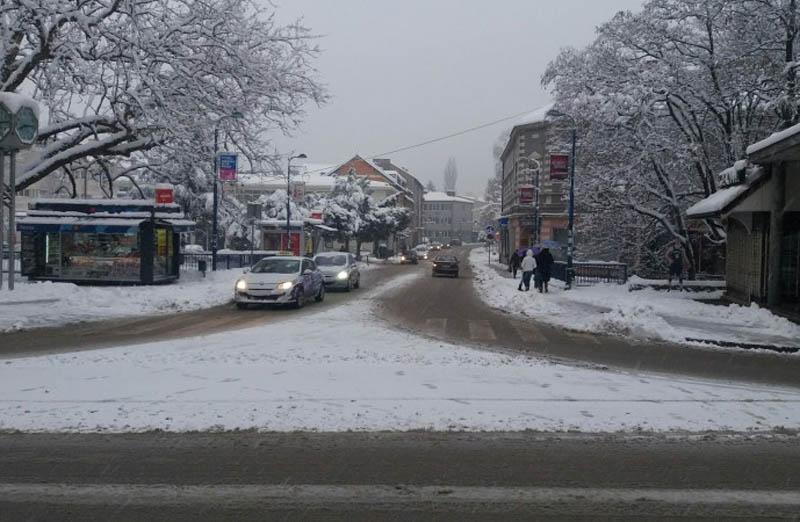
[234,256,325,309]
[314,252,361,291]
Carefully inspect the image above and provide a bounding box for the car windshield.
[251,258,300,274]
[315,255,348,266]
[436,256,457,262]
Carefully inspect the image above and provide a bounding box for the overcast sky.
[270,0,644,196]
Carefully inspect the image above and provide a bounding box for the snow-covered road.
[1,270,799,433]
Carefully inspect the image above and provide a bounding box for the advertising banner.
[549,153,569,180]
[519,185,535,205]
[217,152,238,181]
[290,181,305,202]
[154,183,174,204]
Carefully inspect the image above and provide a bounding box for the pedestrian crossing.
[422,317,549,346]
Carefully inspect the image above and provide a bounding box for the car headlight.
[235,279,247,291]
[400,256,405,261]
[277,281,294,291]
[337,270,349,280]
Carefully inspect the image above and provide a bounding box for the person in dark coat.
[509,250,521,279]
[537,248,554,293]
[666,243,685,291]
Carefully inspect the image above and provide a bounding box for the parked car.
[431,254,459,278]
[399,250,418,265]
[314,252,361,291]
[234,255,324,309]
[181,244,207,254]
[449,238,463,246]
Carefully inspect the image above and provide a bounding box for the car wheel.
[294,288,305,309]
[315,285,325,302]
[344,278,352,292]
[354,277,360,289]
[236,302,249,310]
[453,272,459,278]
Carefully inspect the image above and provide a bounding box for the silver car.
[314,252,361,291]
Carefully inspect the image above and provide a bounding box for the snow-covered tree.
[4,0,326,194]
[321,172,372,251]
[542,0,792,276]
[425,180,437,192]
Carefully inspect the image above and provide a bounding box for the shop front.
[259,218,336,257]
[16,199,194,285]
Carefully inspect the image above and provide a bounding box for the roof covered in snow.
[686,165,766,218]
[423,191,474,203]
[746,122,800,156]
[516,102,555,126]
[237,163,391,190]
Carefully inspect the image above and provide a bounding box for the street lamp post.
[546,109,577,290]
[286,153,307,254]
[211,111,243,272]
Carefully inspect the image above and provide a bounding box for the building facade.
[373,158,425,246]
[423,191,474,243]
[687,128,800,315]
[499,112,569,261]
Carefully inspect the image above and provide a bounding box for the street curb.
[686,337,799,354]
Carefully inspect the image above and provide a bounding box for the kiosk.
[16,198,194,284]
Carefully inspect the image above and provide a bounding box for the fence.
[552,261,628,285]
[180,252,274,271]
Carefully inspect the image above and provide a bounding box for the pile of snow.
[470,249,800,348]
[0,270,245,332]
[1,272,799,433]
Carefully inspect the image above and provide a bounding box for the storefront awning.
[16,216,146,233]
[162,219,196,232]
[314,224,337,232]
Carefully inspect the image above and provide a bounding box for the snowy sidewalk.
[1,272,799,433]
[471,249,800,351]
[0,263,392,333]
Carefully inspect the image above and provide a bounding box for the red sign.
[519,186,535,205]
[549,153,569,180]
[154,184,174,204]
[310,210,323,220]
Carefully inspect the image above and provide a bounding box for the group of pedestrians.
[509,247,554,293]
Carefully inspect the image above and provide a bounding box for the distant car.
[399,250,418,265]
[428,243,442,253]
[181,244,207,254]
[414,246,430,261]
[450,238,463,246]
[234,256,324,309]
[432,254,459,278]
[314,252,360,291]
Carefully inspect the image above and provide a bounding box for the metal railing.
[552,261,628,285]
[180,252,274,271]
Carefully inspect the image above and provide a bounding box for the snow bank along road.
[1,432,799,520]
[378,246,800,388]
[0,264,406,358]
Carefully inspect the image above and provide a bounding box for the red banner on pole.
[549,153,569,180]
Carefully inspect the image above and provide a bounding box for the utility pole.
[211,128,219,270]
[286,153,307,254]
[546,109,577,290]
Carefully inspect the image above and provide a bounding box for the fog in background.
[270,0,645,196]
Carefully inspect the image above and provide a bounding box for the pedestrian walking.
[518,249,537,291]
[537,247,554,293]
[666,243,685,291]
[509,250,521,279]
